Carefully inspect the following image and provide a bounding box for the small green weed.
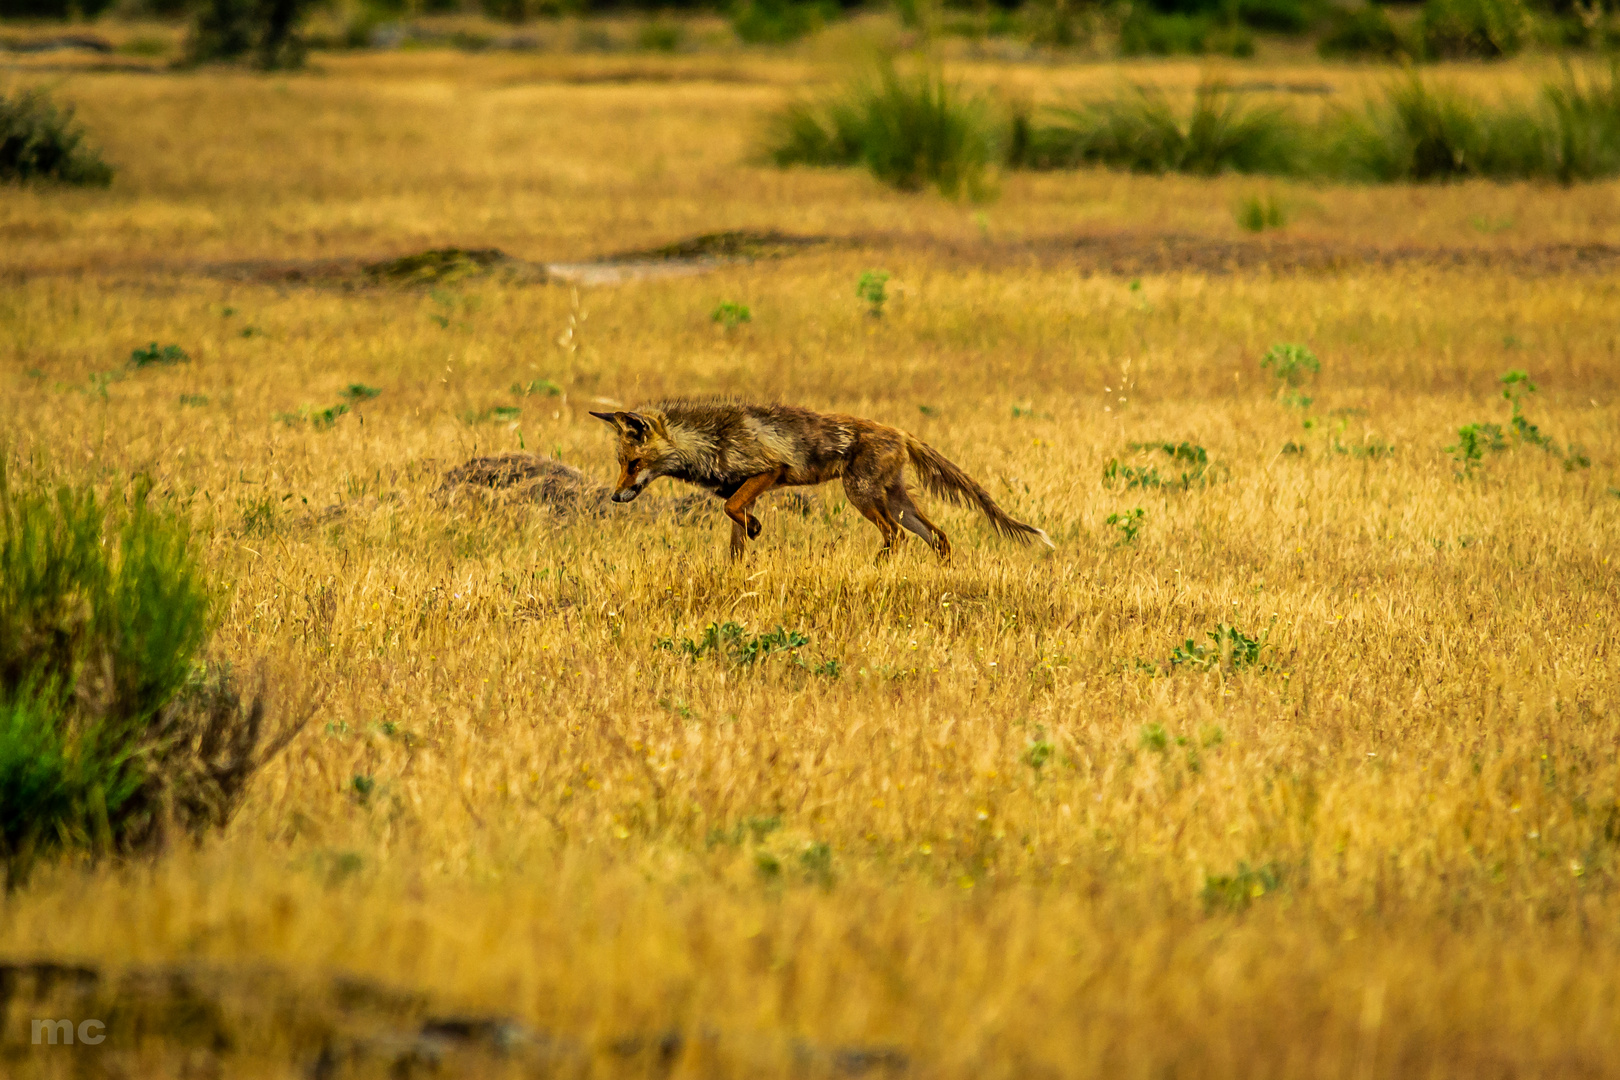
[1106,507,1145,544]
[1169,622,1269,672]
[1235,194,1288,232]
[276,402,350,430]
[1261,343,1319,410]
[659,621,812,666]
[1104,442,1214,491]
[1447,421,1506,471]
[711,302,752,329]
[857,271,891,317]
[340,383,381,402]
[1024,728,1054,770]
[512,379,563,397]
[462,405,522,425]
[236,492,286,537]
[179,394,210,407]
[311,404,349,430]
[1449,369,1590,473]
[86,370,126,400]
[798,841,835,887]
[1202,861,1283,911]
[129,342,189,368]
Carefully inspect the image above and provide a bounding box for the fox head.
[590,410,674,502]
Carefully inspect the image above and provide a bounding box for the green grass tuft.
[762,60,998,199]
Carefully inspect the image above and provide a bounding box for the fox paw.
[746,516,762,540]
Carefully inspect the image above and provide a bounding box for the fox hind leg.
[889,487,951,562]
[845,485,902,563]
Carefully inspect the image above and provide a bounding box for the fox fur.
[590,399,1052,561]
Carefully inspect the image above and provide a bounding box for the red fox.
[590,400,1052,561]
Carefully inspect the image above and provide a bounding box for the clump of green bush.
[0,467,306,888]
[1317,5,1408,59]
[763,60,997,198]
[1018,82,1302,175]
[768,61,1620,192]
[0,89,113,187]
[187,0,315,69]
[1334,67,1620,183]
[732,0,838,44]
[1419,0,1531,57]
[1119,9,1257,56]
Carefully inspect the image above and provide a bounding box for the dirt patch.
[28,229,1620,291]
[362,246,543,286]
[546,229,832,285]
[895,231,1620,278]
[200,248,548,289]
[0,33,113,53]
[628,229,830,261]
[0,958,907,1077]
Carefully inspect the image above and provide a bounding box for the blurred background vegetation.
[1,0,1618,68]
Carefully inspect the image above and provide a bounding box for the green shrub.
[0,90,113,188]
[1541,62,1620,184]
[1235,193,1289,231]
[1235,0,1310,34]
[762,61,997,198]
[0,467,303,887]
[732,0,837,44]
[1325,72,1620,184]
[1030,82,1301,176]
[1317,4,1407,58]
[129,343,189,368]
[1330,77,1496,181]
[1419,0,1531,58]
[1119,9,1215,55]
[636,19,684,52]
[187,0,316,69]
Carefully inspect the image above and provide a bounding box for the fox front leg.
[722,470,782,560]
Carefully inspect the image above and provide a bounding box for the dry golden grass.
[2,44,1620,1078]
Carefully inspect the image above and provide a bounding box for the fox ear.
[618,412,651,442]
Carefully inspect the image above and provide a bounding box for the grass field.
[3,41,1620,1078]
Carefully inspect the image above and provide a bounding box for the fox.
[590,399,1052,562]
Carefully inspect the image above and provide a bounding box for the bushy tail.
[904,435,1054,549]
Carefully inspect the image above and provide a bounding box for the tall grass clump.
[732,0,838,44]
[1329,66,1620,183]
[1021,82,1302,176]
[1541,62,1620,183]
[0,89,114,187]
[1418,0,1532,57]
[0,467,303,887]
[1118,9,1258,56]
[187,0,315,69]
[1006,68,1620,185]
[1317,4,1409,59]
[762,60,997,198]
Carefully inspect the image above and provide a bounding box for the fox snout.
[610,487,641,503]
